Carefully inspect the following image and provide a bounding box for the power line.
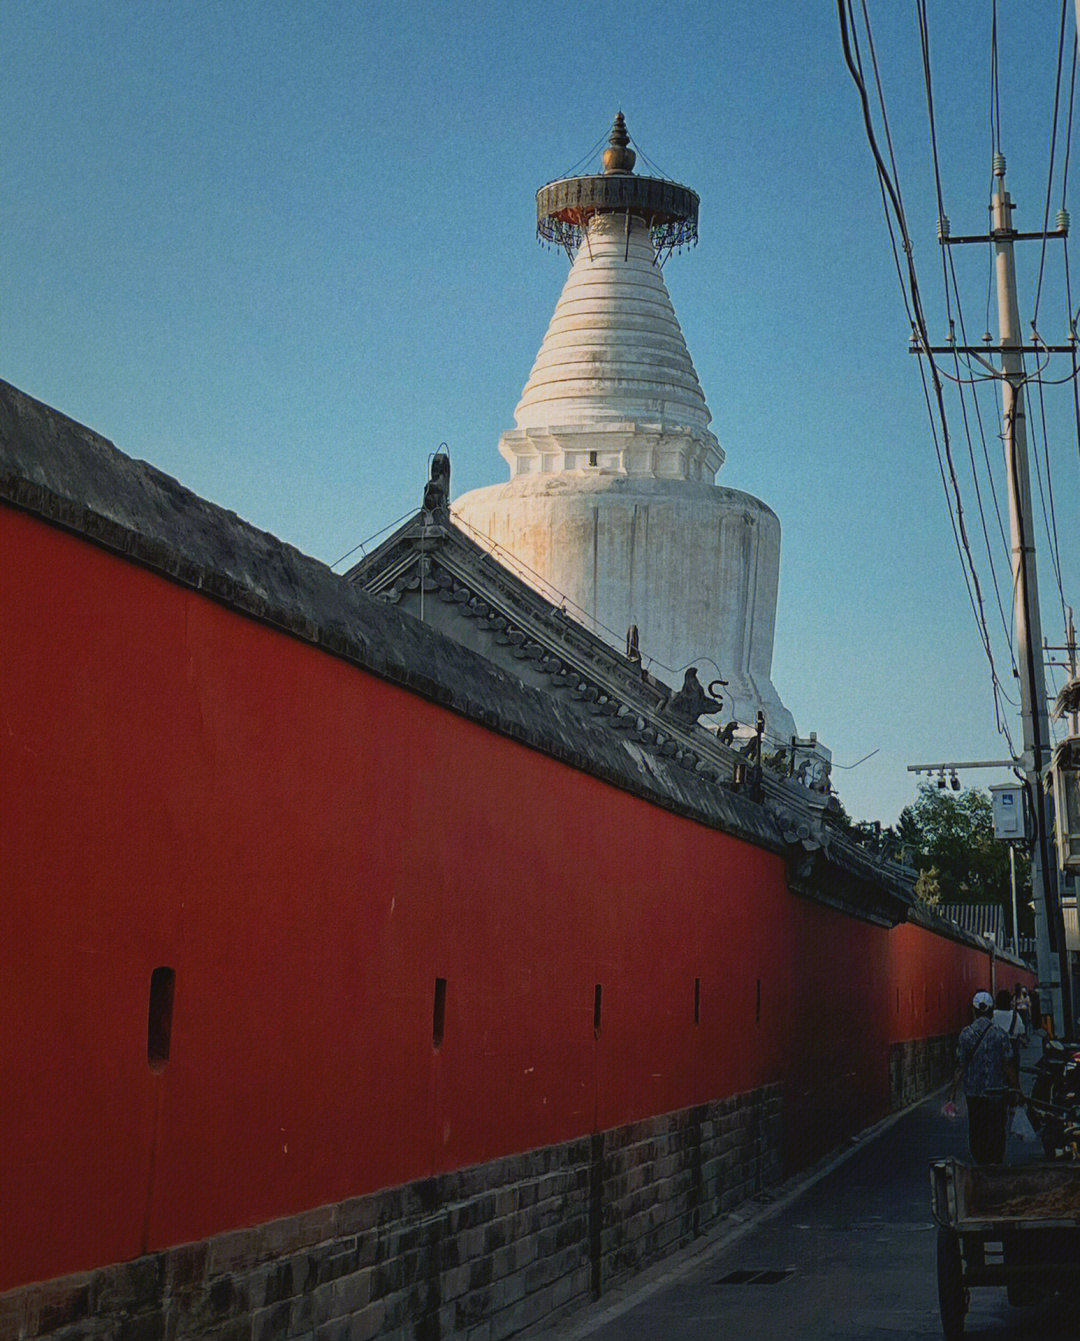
[932,130,1016,657]
[990,0,1003,159]
[853,0,1019,674]
[1063,25,1078,212]
[914,0,1021,730]
[1029,354,1069,629]
[856,4,918,331]
[916,0,948,249]
[1033,0,1071,326]
[1023,0,1071,644]
[839,0,1020,752]
[950,341,1019,660]
[1059,31,1080,504]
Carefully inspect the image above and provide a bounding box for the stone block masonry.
[889,1034,957,1112]
[0,1086,782,1341]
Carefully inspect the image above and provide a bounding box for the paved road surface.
[542,1036,1080,1341]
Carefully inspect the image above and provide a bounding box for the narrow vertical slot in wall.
[433,977,447,1050]
[594,984,603,1039]
[755,978,761,1025]
[694,977,701,1025]
[147,967,175,1072]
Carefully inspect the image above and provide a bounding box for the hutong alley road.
[545,1038,1079,1341]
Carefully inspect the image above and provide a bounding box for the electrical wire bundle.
[837,0,1080,765]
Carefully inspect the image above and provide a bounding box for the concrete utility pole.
[921,155,1074,1034]
[989,157,1071,1034]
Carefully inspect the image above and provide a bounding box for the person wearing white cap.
[949,990,1020,1164]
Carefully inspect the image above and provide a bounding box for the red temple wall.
[0,505,1030,1292]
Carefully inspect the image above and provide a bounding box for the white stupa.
[454,114,796,739]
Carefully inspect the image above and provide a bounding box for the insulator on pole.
[1057,208,1070,235]
[993,152,1007,177]
[937,214,951,240]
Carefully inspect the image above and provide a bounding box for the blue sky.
[3,1,1079,823]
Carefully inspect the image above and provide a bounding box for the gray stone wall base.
[889,1034,956,1111]
[0,1085,782,1340]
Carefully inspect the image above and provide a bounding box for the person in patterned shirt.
[949,990,1020,1164]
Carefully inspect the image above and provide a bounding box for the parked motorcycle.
[1029,1039,1080,1160]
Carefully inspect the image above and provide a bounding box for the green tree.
[897,784,1030,931]
[825,801,907,863]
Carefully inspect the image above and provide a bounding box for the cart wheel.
[937,1228,967,1340]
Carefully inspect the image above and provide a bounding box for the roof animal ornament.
[423,449,451,519]
[738,711,767,761]
[796,755,832,794]
[663,668,723,725]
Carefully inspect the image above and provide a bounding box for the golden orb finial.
[602,111,636,175]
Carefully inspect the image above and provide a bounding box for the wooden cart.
[931,1159,1080,1338]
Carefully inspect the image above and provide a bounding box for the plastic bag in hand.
[1011,1105,1037,1141]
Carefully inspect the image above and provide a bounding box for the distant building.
[938,902,1006,944]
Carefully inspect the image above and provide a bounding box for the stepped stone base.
[1,1086,782,1341]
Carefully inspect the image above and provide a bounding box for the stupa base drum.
[453,471,795,741]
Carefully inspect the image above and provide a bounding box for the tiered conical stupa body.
[454,116,795,739]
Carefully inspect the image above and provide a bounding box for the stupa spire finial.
[602,111,636,175]
[536,115,697,257]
